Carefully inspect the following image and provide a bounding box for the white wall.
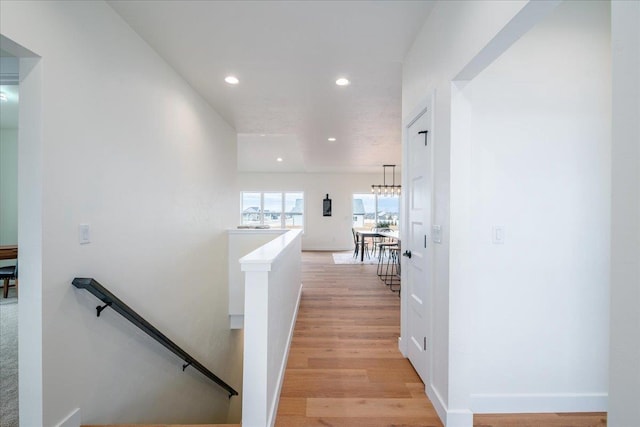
[0,127,18,247]
[1,1,242,425]
[463,0,610,413]
[402,1,529,422]
[609,1,640,425]
[238,172,379,251]
[404,0,613,424]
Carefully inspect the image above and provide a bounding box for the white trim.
[54,408,81,427]
[445,409,474,427]
[426,383,473,427]
[267,284,303,427]
[398,336,406,357]
[470,392,608,414]
[426,382,448,423]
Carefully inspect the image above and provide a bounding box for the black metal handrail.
[72,277,238,398]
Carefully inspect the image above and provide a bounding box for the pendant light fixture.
[371,164,401,196]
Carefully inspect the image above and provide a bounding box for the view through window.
[352,193,400,230]
[241,191,304,229]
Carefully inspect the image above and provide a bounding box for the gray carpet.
[0,289,18,427]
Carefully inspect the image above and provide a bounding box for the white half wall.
[609,1,640,425]
[1,1,242,425]
[238,172,378,251]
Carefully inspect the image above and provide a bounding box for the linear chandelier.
[371,164,401,196]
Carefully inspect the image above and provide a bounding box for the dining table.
[0,245,18,261]
[355,230,382,262]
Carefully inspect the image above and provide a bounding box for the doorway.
[0,50,20,427]
[0,34,43,426]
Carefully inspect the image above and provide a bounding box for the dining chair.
[352,228,370,259]
[0,261,18,298]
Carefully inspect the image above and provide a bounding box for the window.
[352,193,400,230]
[241,191,304,230]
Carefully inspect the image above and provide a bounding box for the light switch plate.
[492,226,505,244]
[79,224,91,245]
[432,225,442,244]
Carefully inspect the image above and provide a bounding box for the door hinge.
[424,235,427,248]
[423,337,427,351]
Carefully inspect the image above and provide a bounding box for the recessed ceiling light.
[335,78,350,86]
[276,157,283,162]
[0,93,7,102]
[327,137,336,142]
[225,76,239,85]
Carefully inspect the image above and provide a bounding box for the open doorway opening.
[1,34,42,427]
[0,49,20,427]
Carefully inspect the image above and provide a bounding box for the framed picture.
[323,194,332,216]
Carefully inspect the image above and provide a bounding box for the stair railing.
[72,277,238,398]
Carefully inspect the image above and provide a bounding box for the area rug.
[0,293,18,427]
[332,252,380,265]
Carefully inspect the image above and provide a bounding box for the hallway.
[275,251,442,426]
[275,251,606,427]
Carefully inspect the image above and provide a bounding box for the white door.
[403,107,432,384]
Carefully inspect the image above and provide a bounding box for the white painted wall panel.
[464,0,610,411]
[0,1,242,424]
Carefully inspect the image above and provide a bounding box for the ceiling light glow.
[0,93,7,102]
[335,78,350,86]
[225,76,239,85]
[327,137,336,142]
[276,157,283,162]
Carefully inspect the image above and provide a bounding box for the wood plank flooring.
[275,251,607,427]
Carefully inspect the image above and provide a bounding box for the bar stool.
[382,246,401,293]
[377,242,397,277]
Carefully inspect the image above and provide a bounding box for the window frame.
[352,192,400,230]
[240,191,305,230]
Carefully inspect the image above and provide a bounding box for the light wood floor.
[275,251,607,427]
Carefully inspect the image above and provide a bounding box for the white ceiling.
[108,0,435,173]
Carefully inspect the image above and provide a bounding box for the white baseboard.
[54,408,81,427]
[267,283,303,427]
[426,384,474,427]
[445,409,474,427]
[470,392,608,414]
[427,382,448,424]
[398,336,407,357]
